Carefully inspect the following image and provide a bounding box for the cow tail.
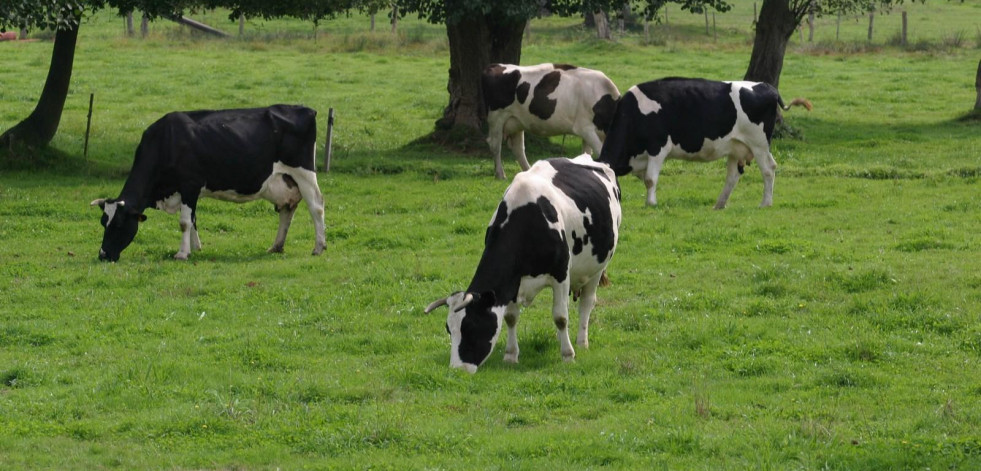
[779,97,813,111]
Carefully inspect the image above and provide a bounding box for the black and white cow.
[424,155,621,373]
[91,104,326,262]
[598,77,811,208]
[482,63,621,179]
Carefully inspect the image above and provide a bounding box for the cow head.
[90,198,145,262]
[424,291,502,373]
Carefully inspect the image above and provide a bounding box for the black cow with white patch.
[598,77,811,208]
[424,155,621,373]
[482,63,620,179]
[91,104,326,262]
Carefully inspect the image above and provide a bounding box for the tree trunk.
[594,11,611,39]
[975,58,981,110]
[744,0,800,89]
[0,24,79,150]
[436,16,524,132]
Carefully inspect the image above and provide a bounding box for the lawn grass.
[1,5,980,470]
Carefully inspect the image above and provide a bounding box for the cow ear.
[90,198,106,209]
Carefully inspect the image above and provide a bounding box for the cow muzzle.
[98,248,118,262]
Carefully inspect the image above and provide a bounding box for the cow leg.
[175,202,197,260]
[268,204,297,253]
[757,151,777,207]
[579,129,604,157]
[506,130,531,172]
[576,273,603,349]
[552,279,575,361]
[486,115,507,180]
[644,152,668,207]
[291,169,327,255]
[503,304,521,364]
[714,156,743,210]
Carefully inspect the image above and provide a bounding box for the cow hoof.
[504,352,519,364]
[174,252,189,261]
[267,245,284,254]
[311,245,325,256]
[561,351,576,362]
[713,204,726,210]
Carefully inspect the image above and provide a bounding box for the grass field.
[1,3,980,469]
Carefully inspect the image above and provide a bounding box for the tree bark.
[975,58,981,110]
[1,24,79,150]
[594,11,611,39]
[436,16,524,132]
[744,0,800,89]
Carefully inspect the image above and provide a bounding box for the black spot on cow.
[552,63,578,71]
[540,195,559,223]
[529,71,561,121]
[470,197,570,306]
[571,230,583,255]
[592,94,618,133]
[547,159,617,265]
[637,78,737,155]
[554,317,567,330]
[516,82,530,104]
[739,82,782,143]
[482,64,522,112]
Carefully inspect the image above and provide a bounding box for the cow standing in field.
[482,63,620,179]
[424,155,621,373]
[598,77,811,208]
[91,105,326,262]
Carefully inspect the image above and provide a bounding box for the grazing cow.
[482,63,620,179]
[598,77,811,208]
[91,104,326,262]
[424,154,621,373]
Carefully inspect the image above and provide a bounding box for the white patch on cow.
[155,193,182,214]
[629,86,662,115]
[103,201,120,226]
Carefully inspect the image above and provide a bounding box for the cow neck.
[466,237,521,307]
[117,152,163,213]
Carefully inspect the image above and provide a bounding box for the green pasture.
[1,4,980,469]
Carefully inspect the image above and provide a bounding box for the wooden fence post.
[836,13,841,41]
[752,3,757,26]
[141,13,149,38]
[867,11,874,42]
[324,108,335,172]
[901,11,908,46]
[391,6,398,34]
[239,13,245,36]
[84,94,94,159]
[704,9,709,36]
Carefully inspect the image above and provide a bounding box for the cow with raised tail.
[598,77,812,208]
[482,63,620,179]
[424,155,621,373]
[91,104,326,262]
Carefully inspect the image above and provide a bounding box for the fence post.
[84,93,94,160]
[752,3,757,26]
[867,11,874,42]
[901,11,908,46]
[141,13,149,38]
[324,108,335,173]
[239,13,245,36]
[704,9,709,35]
